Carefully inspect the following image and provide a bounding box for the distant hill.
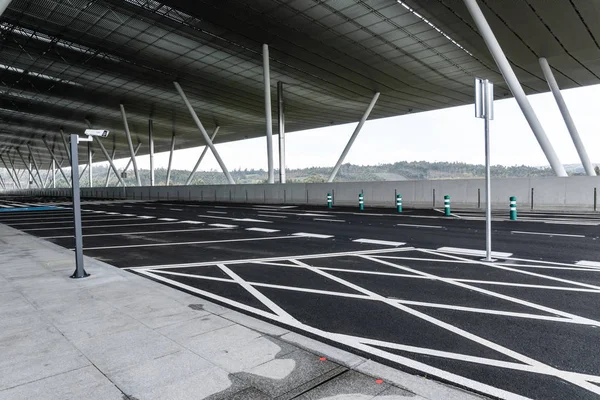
[5,161,593,189]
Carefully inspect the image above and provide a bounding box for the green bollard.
[444,195,451,216]
[359,193,364,211]
[327,193,332,209]
[510,196,517,220]
[396,194,402,213]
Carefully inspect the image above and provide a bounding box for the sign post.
[475,78,494,262]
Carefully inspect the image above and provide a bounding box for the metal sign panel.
[475,78,494,120]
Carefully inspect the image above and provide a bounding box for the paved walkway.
[0,223,486,400]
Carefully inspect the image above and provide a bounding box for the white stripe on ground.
[8,217,142,226]
[353,238,405,246]
[80,234,300,250]
[181,220,205,224]
[313,218,345,223]
[137,216,155,219]
[437,247,512,258]
[22,221,186,231]
[169,208,183,211]
[158,218,178,221]
[511,231,585,238]
[576,260,600,268]
[257,214,287,219]
[208,223,238,228]
[246,227,280,233]
[207,211,227,214]
[45,227,229,239]
[396,223,443,229]
[292,232,333,239]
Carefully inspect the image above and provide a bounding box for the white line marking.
[144,207,156,209]
[80,235,300,251]
[396,223,443,229]
[353,238,405,247]
[169,208,183,211]
[23,221,185,231]
[127,247,412,270]
[209,223,238,228]
[511,231,585,238]
[292,232,333,239]
[158,218,178,221]
[297,213,334,217]
[207,210,227,214]
[234,218,272,223]
[45,227,227,239]
[181,220,205,224]
[8,217,140,226]
[137,216,155,219]
[576,260,600,268]
[437,247,512,258]
[314,218,345,223]
[246,227,280,233]
[257,214,287,219]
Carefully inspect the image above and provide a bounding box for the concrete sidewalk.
[0,224,486,400]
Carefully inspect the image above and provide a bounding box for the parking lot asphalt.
[1,196,600,400]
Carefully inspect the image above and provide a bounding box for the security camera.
[84,129,110,137]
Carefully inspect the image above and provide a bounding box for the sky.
[108,83,600,172]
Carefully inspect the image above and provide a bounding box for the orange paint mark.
[319,357,327,361]
[375,379,384,384]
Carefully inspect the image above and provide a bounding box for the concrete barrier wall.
[6,176,600,211]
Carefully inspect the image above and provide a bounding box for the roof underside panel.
[0,0,598,168]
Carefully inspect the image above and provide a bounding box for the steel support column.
[16,148,40,188]
[174,82,235,184]
[263,44,274,183]
[43,137,71,186]
[0,154,19,188]
[105,147,116,187]
[70,134,88,279]
[88,142,94,186]
[59,128,71,166]
[0,0,13,17]
[0,174,5,190]
[185,126,219,185]
[166,131,176,186]
[277,81,286,184]
[149,119,155,186]
[120,104,141,186]
[463,0,567,177]
[27,144,43,186]
[328,92,380,182]
[96,141,125,187]
[539,57,595,176]
[52,160,56,188]
[123,143,142,174]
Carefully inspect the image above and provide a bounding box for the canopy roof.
[0,0,598,167]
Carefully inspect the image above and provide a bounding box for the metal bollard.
[327,193,332,209]
[396,194,402,213]
[510,196,517,220]
[444,195,450,216]
[359,193,364,211]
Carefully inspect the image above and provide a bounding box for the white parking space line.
[137,216,155,219]
[80,234,299,251]
[181,220,205,224]
[292,232,334,239]
[296,213,334,217]
[353,238,405,247]
[257,214,287,219]
[24,221,186,231]
[235,218,272,223]
[45,227,229,239]
[209,223,238,228]
[8,217,141,226]
[437,247,512,258]
[207,211,227,214]
[511,231,585,238]
[158,218,178,221]
[169,208,183,211]
[396,223,443,229]
[246,227,280,233]
[314,218,345,223]
[576,261,600,268]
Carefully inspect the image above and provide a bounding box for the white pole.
[120,104,142,186]
[185,126,219,185]
[52,159,55,188]
[263,44,274,184]
[328,92,380,182]
[483,80,493,262]
[173,81,235,184]
[463,0,567,177]
[149,119,155,186]
[277,81,286,184]
[539,57,596,176]
[88,142,93,186]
